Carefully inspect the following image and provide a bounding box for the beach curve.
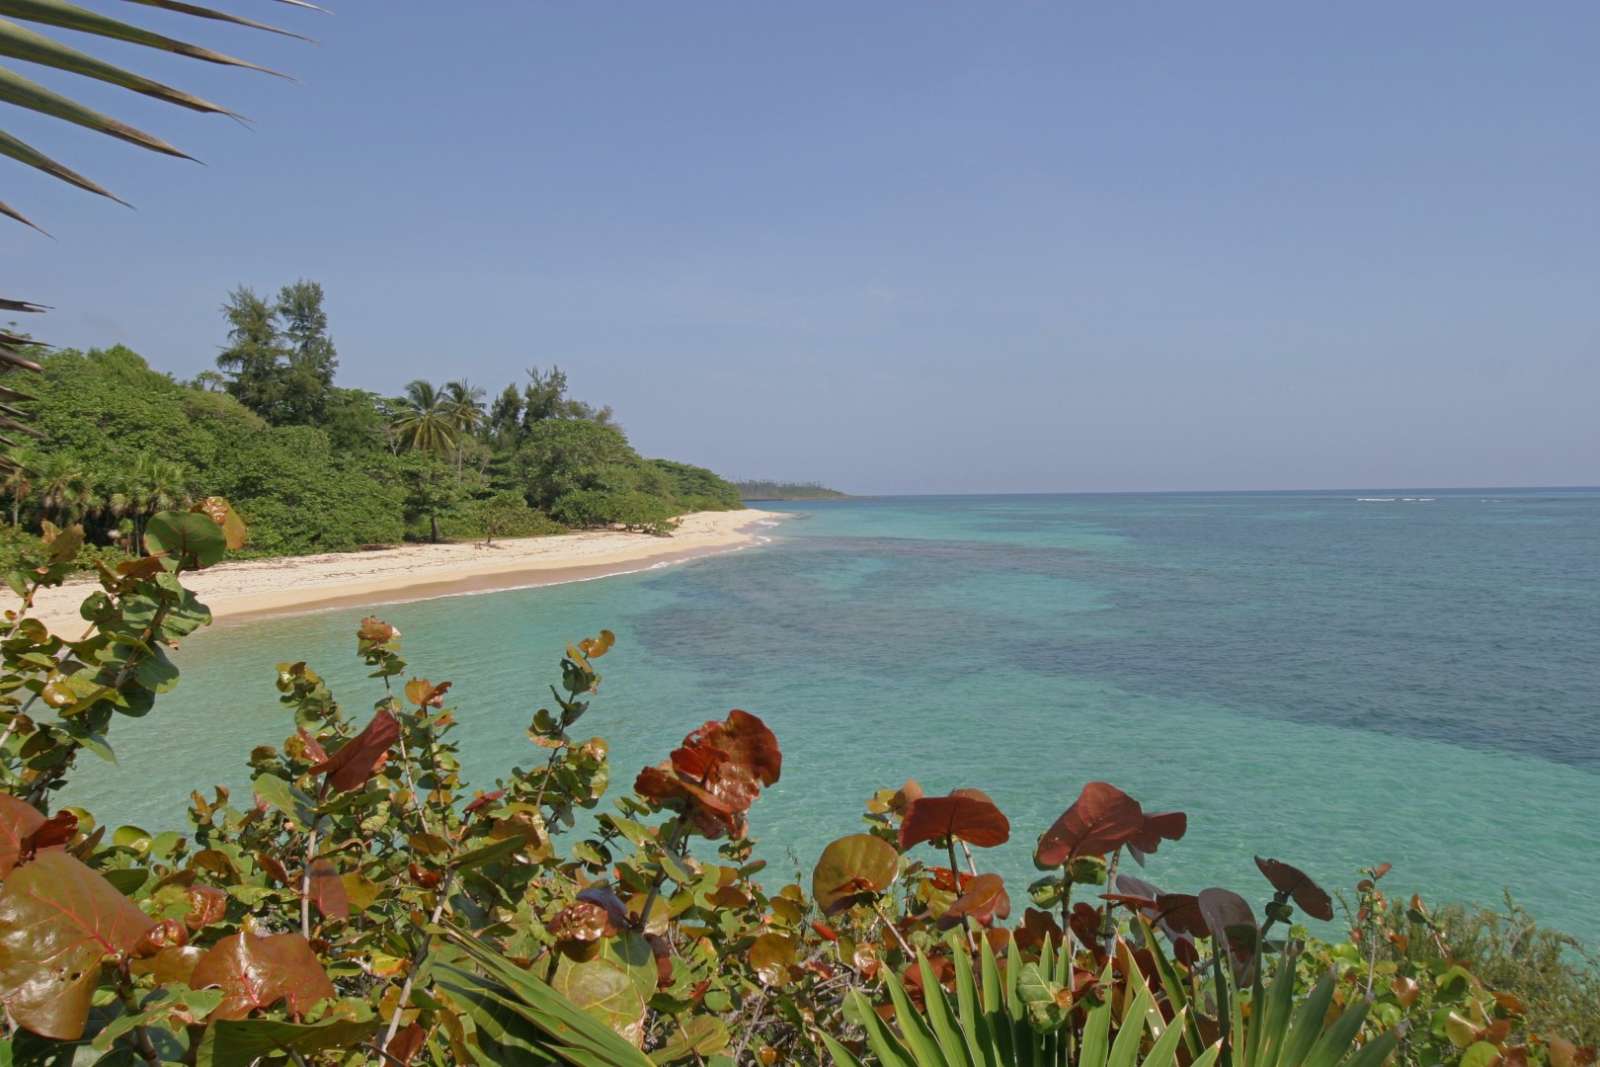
[6,509,787,633]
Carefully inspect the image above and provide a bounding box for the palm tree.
[389,381,458,456]
[113,454,190,549]
[442,379,486,478]
[0,2,317,437]
[31,453,95,527]
[1,457,32,527]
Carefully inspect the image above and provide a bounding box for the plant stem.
[300,822,320,940]
[873,900,915,959]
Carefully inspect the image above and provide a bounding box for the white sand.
[6,509,785,634]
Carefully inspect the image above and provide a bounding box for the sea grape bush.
[0,506,1590,1066]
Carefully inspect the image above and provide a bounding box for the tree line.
[0,280,740,565]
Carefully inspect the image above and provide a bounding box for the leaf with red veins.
[189,931,335,1021]
[0,849,157,1039]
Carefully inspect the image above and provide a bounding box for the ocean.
[66,490,1600,942]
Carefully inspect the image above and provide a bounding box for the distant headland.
[735,480,849,501]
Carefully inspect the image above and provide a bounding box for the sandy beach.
[7,509,785,634]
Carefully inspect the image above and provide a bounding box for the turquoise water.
[67,491,1600,942]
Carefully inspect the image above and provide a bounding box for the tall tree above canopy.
[215,287,286,422]
[276,280,338,425]
[213,281,337,426]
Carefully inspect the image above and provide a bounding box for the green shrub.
[551,487,678,534]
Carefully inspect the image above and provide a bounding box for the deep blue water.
[69,491,1600,941]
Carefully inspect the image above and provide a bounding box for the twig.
[873,900,915,959]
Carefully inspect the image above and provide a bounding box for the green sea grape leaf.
[550,931,655,1047]
[144,511,226,569]
[811,833,899,915]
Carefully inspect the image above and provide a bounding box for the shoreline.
[7,509,787,634]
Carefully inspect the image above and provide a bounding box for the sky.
[3,2,1596,493]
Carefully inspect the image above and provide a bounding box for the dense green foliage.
[0,513,1593,1066]
[736,480,848,500]
[0,283,742,565]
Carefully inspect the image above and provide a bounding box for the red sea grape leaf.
[184,885,228,931]
[189,931,336,1021]
[898,791,1011,851]
[937,873,1011,929]
[928,866,975,893]
[0,796,45,877]
[550,901,612,944]
[634,710,781,839]
[1254,856,1334,921]
[1014,908,1064,952]
[295,729,328,765]
[306,858,349,920]
[1128,810,1187,864]
[357,616,399,645]
[388,1022,427,1064]
[643,933,673,988]
[1153,893,1210,940]
[575,886,631,930]
[811,834,900,916]
[0,849,158,1039]
[1033,782,1146,868]
[28,811,77,852]
[578,630,615,659]
[1197,888,1258,977]
[131,919,186,959]
[1068,902,1101,946]
[810,920,839,942]
[463,790,504,816]
[310,709,400,794]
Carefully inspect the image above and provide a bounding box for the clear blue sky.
[4,3,1596,492]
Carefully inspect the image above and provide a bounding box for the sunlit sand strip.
[6,509,787,633]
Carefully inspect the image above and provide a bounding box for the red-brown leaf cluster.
[633,710,781,839]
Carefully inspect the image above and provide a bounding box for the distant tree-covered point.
[0,281,745,567]
[735,480,848,500]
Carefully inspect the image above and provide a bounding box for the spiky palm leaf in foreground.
[0,0,317,448]
[431,919,1397,1067]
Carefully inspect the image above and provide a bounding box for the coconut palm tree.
[442,379,486,478]
[389,381,458,456]
[0,1,317,437]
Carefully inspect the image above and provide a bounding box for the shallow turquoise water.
[67,491,1600,942]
